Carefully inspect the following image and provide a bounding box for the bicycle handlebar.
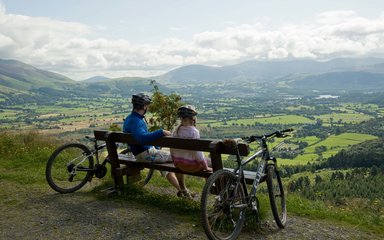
[243,128,294,143]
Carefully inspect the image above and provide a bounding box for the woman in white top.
[171,105,212,198]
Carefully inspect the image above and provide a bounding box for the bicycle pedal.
[68,175,74,182]
[260,174,267,182]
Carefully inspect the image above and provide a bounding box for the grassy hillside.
[0,59,164,101]
[0,59,75,92]
[279,133,378,165]
[1,131,383,235]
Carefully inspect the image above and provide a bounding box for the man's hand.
[163,130,172,136]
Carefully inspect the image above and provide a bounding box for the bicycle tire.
[117,148,154,186]
[46,143,94,193]
[266,164,287,228]
[201,169,246,240]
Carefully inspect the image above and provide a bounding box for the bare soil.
[0,181,382,240]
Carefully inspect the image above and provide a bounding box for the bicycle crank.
[67,163,75,173]
[95,164,107,178]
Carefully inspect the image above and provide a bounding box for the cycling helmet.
[177,105,197,118]
[131,93,152,106]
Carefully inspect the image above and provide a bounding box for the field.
[203,115,315,127]
[316,113,373,124]
[0,98,128,134]
[278,133,378,165]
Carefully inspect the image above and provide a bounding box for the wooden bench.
[94,130,254,192]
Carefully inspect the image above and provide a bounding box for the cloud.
[1,3,384,80]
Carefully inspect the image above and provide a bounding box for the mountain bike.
[200,128,293,240]
[45,136,154,193]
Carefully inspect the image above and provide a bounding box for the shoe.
[177,189,197,199]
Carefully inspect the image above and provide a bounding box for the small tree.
[109,123,122,132]
[314,145,327,158]
[148,80,183,131]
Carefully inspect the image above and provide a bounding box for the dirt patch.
[0,182,382,240]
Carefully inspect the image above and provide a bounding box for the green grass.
[303,133,377,158]
[316,113,373,124]
[0,109,19,120]
[0,131,59,185]
[204,115,315,127]
[295,136,321,145]
[287,133,378,164]
[287,193,384,234]
[249,115,314,125]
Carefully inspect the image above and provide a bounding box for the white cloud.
[0,3,384,80]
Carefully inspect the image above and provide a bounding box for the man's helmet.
[131,93,152,106]
[177,105,197,118]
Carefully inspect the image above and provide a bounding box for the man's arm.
[130,120,165,145]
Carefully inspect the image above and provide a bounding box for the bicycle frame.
[69,139,107,174]
[68,152,95,173]
[232,136,277,211]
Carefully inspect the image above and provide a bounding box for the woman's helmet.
[177,105,197,118]
[131,93,152,106]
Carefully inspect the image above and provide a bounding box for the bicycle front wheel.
[46,143,94,193]
[266,164,286,228]
[201,169,246,240]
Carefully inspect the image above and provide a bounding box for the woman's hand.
[163,130,172,136]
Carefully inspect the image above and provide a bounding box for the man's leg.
[138,148,183,193]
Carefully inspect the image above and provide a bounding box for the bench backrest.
[94,130,249,171]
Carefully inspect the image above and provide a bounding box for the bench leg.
[126,166,142,183]
[116,175,125,192]
[114,166,126,191]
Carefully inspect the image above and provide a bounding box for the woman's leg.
[166,172,182,191]
[175,173,186,190]
[175,173,197,198]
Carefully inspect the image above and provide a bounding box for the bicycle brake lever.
[280,133,290,138]
[242,136,252,143]
[276,132,289,138]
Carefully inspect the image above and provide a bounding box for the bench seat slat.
[118,159,212,178]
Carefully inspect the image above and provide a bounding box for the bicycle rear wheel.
[118,148,154,185]
[266,164,286,228]
[46,143,94,193]
[201,169,246,240]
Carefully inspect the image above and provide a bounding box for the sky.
[0,0,384,80]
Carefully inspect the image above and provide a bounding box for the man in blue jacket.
[123,93,187,196]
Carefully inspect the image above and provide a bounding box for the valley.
[1,58,384,235]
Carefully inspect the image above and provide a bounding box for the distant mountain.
[0,59,162,99]
[0,59,75,92]
[1,57,384,100]
[155,64,241,84]
[288,71,384,91]
[354,63,384,73]
[86,77,159,95]
[82,76,110,83]
[155,58,384,84]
